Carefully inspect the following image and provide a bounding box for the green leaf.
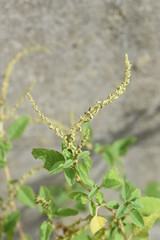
[17,186,35,208]
[106,228,124,240]
[101,168,122,189]
[89,186,99,199]
[102,145,118,167]
[40,221,52,240]
[94,143,103,153]
[63,149,73,160]
[133,212,160,237]
[71,230,90,240]
[116,204,128,218]
[137,197,160,216]
[113,137,136,156]
[48,186,68,207]
[78,162,89,176]
[144,182,160,198]
[54,208,78,217]
[77,162,89,183]
[130,209,144,227]
[96,192,104,204]
[75,201,86,212]
[61,138,67,151]
[49,161,64,174]
[131,201,143,210]
[39,186,53,201]
[89,200,96,216]
[92,229,107,239]
[0,140,12,162]
[132,197,160,237]
[121,181,140,202]
[64,168,75,187]
[4,211,20,238]
[69,192,88,204]
[32,148,65,172]
[64,159,74,168]
[106,200,119,209]
[130,188,141,201]
[78,151,92,168]
[7,116,30,140]
[39,186,56,215]
[0,160,7,168]
[101,137,136,167]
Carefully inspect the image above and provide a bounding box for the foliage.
[0,51,159,240]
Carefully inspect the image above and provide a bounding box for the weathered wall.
[0,0,160,238]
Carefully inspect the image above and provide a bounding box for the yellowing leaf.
[90,215,107,235]
[133,212,160,237]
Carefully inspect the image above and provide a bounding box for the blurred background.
[0,0,160,239]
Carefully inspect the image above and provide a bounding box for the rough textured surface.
[0,0,160,239]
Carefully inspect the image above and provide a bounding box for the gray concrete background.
[0,0,160,239]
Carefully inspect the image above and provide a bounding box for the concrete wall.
[0,1,160,239]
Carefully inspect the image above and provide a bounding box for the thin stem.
[127,233,133,240]
[76,175,91,192]
[118,218,127,240]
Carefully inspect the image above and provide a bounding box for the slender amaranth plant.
[1,50,160,240]
[27,54,160,240]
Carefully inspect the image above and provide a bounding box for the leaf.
[101,168,122,189]
[106,200,119,209]
[113,137,136,156]
[32,148,65,172]
[89,186,99,199]
[94,143,103,153]
[0,160,7,168]
[121,181,140,202]
[106,228,123,240]
[48,186,68,207]
[77,162,89,183]
[133,212,160,237]
[17,186,35,208]
[89,200,96,216]
[116,204,128,218]
[101,137,136,167]
[90,215,107,235]
[93,229,107,240]
[130,188,141,201]
[102,145,118,167]
[64,168,75,187]
[96,192,104,204]
[64,159,74,168]
[78,162,89,176]
[49,161,64,174]
[40,221,52,240]
[4,211,20,238]
[130,209,144,227]
[78,151,92,168]
[63,149,73,160]
[0,140,12,161]
[54,208,78,217]
[71,230,90,240]
[132,197,160,237]
[144,182,160,198]
[69,192,88,204]
[7,116,30,140]
[131,201,143,210]
[137,197,160,216]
